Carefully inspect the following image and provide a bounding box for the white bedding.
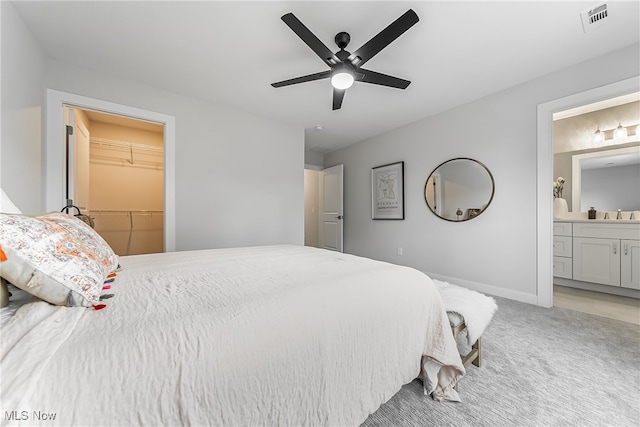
[0,245,464,426]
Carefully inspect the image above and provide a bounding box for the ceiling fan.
[271,9,419,110]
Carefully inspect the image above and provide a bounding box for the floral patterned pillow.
[0,212,119,307]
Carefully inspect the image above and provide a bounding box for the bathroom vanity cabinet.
[554,221,640,291]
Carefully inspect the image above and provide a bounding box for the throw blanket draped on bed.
[1,246,464,426]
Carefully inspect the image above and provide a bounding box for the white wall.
[89,120,165,212]
[0,1,46,213]
[1,1,304,250]
[325,43,640,304]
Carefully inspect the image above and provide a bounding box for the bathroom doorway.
[548,89,639,317]
[537,77,639,308]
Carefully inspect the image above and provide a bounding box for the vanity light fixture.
[593,127,605,145]
[613,122,628,141]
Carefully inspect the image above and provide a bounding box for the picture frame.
[371,161,405,220]
[467,208,481,219]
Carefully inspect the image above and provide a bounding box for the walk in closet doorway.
[67,108,165,256]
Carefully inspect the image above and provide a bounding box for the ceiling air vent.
[581,3,609,33]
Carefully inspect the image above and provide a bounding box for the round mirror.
[424,158,495,222]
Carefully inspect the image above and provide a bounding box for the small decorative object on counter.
[553,197,568,218]
[604,212,610,219]
[456,208,463,220]
[631,212,636,220]
[616,209,622,219]
[588,207,597,219]
[553,177,565,199]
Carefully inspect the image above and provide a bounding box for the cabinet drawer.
[553,222,572,236]
[553,236,572,257]
[553,256,572,279]
[573,223,640,240]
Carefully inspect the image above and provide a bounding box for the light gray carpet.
[363,296,640,427]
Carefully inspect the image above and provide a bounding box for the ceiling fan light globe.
[331,72,354,90]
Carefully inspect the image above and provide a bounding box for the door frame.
[46,89,176,252]
[536,76,639,307]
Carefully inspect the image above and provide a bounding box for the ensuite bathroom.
[552,92,639,320]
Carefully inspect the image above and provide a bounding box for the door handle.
[624,243,628,255]
[336,215,343,220]
[613,242,617,255]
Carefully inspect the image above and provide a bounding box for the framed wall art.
[371,161,404,220]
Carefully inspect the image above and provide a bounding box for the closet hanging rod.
[90,210,164,214]
[90,137,164,154]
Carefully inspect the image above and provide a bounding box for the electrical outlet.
[397,247,403,256]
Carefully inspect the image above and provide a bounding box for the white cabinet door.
[621,239,640,290]
[573,237,620,287]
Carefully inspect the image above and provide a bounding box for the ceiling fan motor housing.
[335,32,350,49]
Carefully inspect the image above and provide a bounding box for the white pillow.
[0,212,119,307]
[0,188,21,214]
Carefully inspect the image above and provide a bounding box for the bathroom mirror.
[424,158,495,222]
[570,145,640,212]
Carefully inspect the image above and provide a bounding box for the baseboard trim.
[424,272,539,306]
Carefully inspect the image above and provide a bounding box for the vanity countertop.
[554,219,640,224]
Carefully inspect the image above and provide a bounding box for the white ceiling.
[12,1,640,154]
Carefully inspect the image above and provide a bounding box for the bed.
[1,213,464,426]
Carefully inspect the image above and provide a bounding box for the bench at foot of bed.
[434,280,497,391]
[448,312,482,368]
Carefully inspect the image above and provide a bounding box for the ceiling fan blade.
[271,70,331,88]
[281,13,341,67]
[347,9,419,67]
[357,68,411,89]
[332,88,346,110]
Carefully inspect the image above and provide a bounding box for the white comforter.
[0,245,464,426]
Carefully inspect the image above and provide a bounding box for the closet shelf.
[90,210,163,215]
[90,137,164,154]
[90,137,164,169]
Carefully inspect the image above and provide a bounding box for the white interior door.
[66,108,75,207]
[66,108,90,210]
[72,110,90,210]
[319,164,344,252]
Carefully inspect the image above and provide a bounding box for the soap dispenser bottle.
[588,207,597,220]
